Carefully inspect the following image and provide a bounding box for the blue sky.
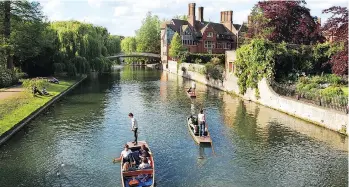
[37,0,348,36]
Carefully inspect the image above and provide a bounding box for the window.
[227,43,231,49]
[207,32,213,37]
[217,42,222,49]
[204,41,215,49]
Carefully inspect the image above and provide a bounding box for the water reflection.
[0,68,347,187]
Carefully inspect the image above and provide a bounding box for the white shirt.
[121,149,131,158]
[198,113,205,122]
[139,162,150,169]
[131,117,138,129]
[191,82,196,89]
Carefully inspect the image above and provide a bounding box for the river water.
[0,66,347,187]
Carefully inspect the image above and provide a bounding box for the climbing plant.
[234,39,275,97]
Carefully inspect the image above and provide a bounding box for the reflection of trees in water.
[232,100,262,143]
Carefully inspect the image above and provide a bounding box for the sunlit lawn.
[0,79,77,135]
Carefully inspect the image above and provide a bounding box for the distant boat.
[186,90,196,98]
[187,116,212,144]
[121,141,155,187]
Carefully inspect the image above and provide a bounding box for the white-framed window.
[227,42,231,49]
[207,32,213,37]
[204,41,215,49]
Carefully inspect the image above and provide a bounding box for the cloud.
[114,6,130,17]
[87,0,101,8]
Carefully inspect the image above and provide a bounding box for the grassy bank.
[0,79,78,135]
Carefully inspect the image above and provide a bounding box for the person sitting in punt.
[119,144,131,162]
[139,145,150,158]
[138,157,151,170]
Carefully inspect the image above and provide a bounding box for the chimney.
[198,7,204,22]
[187,3,196,26]
[220,11,233,32]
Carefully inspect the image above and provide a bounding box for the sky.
[37,0,348,36]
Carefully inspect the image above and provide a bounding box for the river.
[0,66,347,187]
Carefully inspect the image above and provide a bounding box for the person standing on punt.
[198,109,206,137]
[128,113,138,145]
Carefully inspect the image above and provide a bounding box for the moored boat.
[187,116,212,144]
[121,141,155,187]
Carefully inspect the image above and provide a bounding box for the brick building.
[161,3,246,63]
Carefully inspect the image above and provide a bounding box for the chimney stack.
[187,3,196,26]
[198,7,204,22]
[220,11,233,32]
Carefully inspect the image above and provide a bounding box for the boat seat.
[123,169,153,177]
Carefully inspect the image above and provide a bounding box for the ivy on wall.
[234,39,275,97]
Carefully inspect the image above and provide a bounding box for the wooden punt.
[187,117,212,144]
[186,90,196,98]
[121,141,155,187]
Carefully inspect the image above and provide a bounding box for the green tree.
[135,12,160,53]
[106,35,121,55]
[169,33,185,59]
[0,1,44,69]
[121,37,137,54]
[174,15,188,20]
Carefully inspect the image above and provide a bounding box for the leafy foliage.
[0,68,17,88]
[135,12,160,54]
[22,78,48,93]
[235,39,275,95]
[248,0,324,44]
[322,6,348,76]
[169,33,185,59]
[205,57,224,81]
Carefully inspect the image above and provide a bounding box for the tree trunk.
[4,1,13,69]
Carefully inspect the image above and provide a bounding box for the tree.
[121,37,137,54]
[174,15,187,20]
[0,1,44,69]
[248,0,324,45]
[169,33,185,60]
[135,12,160,54]
[322,6,348,76]
[106,35,121,55]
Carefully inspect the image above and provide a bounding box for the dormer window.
[207,32,213,37]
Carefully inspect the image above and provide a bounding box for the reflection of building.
[160,3,247,63]
[160,72,168,101]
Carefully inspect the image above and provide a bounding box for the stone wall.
[163,60,348,135]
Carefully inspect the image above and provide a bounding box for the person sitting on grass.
[42,87,49,95]
[49,77,59,84]
[33,86,43,96]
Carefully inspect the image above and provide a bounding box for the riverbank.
[163,61,348,136]
[0,76,86,145]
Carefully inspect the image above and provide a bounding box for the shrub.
[16,72,28,80]
[320,86,344,97]
[22,78,48,93]
[0,69,18,88]
[205,57,224,81]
